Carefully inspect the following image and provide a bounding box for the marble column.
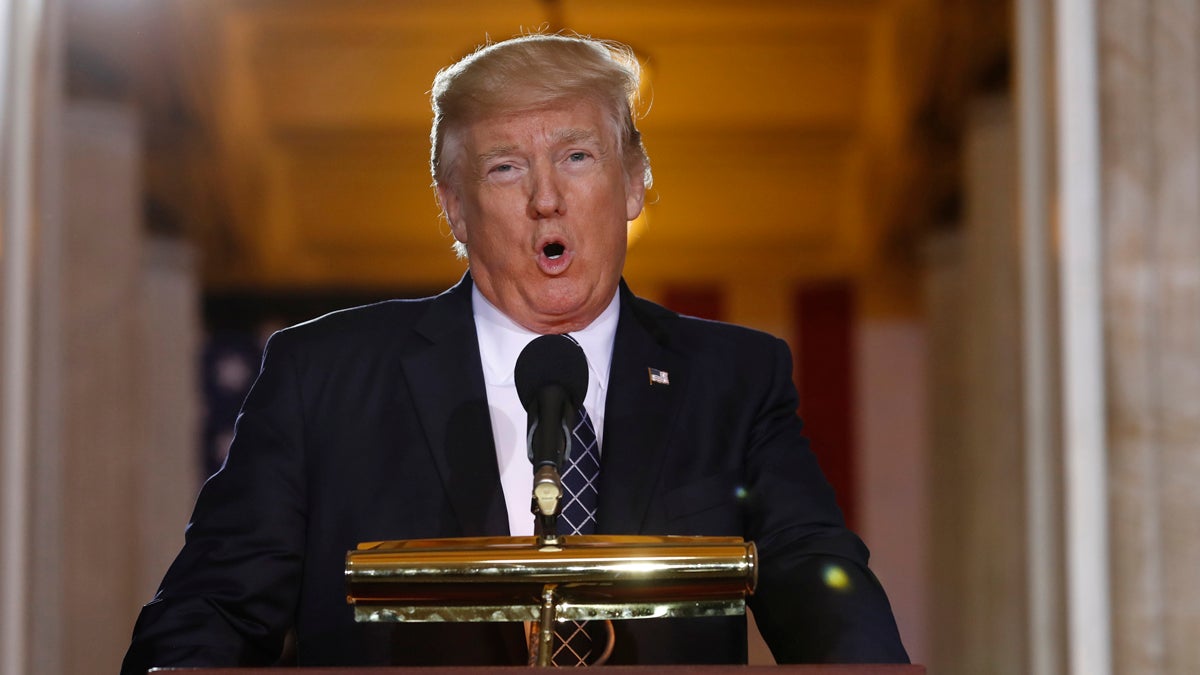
[1100,1,1200,673]
[56,102,145,674]
[924,96,1029,675]
[3,1,63,673]
[22,101,201,675]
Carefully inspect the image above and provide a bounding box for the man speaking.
[121,33,908,672]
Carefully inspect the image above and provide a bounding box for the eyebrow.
[474,128,603,165]
[554,128,600,146]
[476,144,519,166]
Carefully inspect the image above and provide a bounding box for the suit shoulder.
[628,294,785,352]
[265,296,435,354]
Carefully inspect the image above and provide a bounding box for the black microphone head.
[514,334,589,413]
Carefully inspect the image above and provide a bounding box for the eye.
[485,161,523,183]
[567,151,589,162]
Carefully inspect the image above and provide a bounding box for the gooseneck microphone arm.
[528,384,572,538]
[514,335,589,548]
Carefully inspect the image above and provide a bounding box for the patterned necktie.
[550,406,600,665]
[559,407,599,536]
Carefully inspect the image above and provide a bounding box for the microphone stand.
[528,467,571,673]
[532,464,564,549]
[527,385,572,550]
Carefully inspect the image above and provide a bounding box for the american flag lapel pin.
[648,367,670,386]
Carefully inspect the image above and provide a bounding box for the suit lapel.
[400,275,509,536]
[596,283,685,533]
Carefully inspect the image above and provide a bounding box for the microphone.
[514,335,588,533]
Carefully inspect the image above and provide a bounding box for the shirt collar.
[472,285,619,395]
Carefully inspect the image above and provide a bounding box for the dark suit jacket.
[122,275,907,673]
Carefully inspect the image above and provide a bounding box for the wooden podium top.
[155,666,924,674]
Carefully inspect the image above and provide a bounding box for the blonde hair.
[430,33,652,191]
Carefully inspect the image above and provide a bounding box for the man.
[121,33,908,672]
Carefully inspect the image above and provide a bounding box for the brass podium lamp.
[345,533,757,666]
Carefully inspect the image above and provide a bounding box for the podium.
[150,535,924,672]
[159,662,926,667]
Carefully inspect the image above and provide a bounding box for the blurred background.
[4,0,1199,674]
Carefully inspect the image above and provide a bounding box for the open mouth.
[535,237,572,275]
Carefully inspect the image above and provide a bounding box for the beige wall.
[857,319,928,664]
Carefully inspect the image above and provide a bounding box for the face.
[438,100,645,334]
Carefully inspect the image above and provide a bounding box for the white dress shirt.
[471,284,619,536]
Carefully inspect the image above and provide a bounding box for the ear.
[624,162,646,222]
[437,183,467,244]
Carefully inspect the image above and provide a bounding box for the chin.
[530,297,592,326]
[533,300,587,321]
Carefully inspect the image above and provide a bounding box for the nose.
[526,163,565,219]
